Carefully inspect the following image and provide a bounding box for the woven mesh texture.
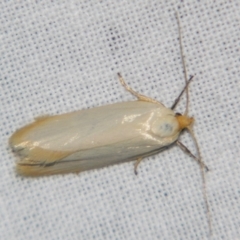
[1,1,239,240]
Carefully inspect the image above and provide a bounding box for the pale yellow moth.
[9,12,212,235]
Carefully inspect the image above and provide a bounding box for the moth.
[9,73,196,176]
[9,12,212,234]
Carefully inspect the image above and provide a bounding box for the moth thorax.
[151,115,179,138]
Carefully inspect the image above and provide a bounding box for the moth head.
[175,113,194,131]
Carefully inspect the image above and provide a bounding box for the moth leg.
[134,157,143,175]
[176,141,209,171]
[117,73,164,105]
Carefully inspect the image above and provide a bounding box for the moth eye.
[175,112,182,116]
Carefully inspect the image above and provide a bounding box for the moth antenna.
[175,11,211,234]
[175,11,189,116]
[187,126,212,236]
[171,75,193,111]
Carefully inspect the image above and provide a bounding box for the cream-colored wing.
[10,101,180,176]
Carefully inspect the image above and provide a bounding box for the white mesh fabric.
[1,1,239,240]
